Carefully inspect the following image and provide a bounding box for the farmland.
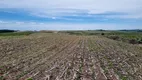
[0,32,142,80]
[62,30,142,44]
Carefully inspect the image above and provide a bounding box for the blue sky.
[0,0,142,30]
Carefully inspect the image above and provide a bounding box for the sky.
[0,0,142,30]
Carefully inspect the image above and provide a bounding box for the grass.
[0,31,35,39]
[27,78,33,80]
[62,30,142,44]
[121,76,128,80]
[0,31,34,36]
[103,31,142,44]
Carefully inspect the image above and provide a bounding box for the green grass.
[121,76,128,80]
[103,31,142,44]
[0,31,34,36]
[61,30,142,44]
[27,78,33,80]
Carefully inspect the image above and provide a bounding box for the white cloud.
[15,22,25,25]
[51,17,56,20]
[0,20,141,30]
[0,20,10,24]
[0,0,142,18]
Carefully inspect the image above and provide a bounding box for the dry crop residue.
[0,33,142,80]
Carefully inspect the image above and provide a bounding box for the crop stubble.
[0,33,142,80]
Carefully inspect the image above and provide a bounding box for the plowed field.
[0,33,142,80]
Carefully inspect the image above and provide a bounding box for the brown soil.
[0,33,142,80]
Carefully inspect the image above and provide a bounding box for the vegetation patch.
[0,31,34,37]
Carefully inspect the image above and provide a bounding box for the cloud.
[0,20,142,30]
[0,0,142,18]
[0,0,142,30]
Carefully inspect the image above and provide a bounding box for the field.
[0,32,142,80]
[102,31,142,44]
[62,30,142,44]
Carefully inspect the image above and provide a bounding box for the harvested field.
[0,33,142,80]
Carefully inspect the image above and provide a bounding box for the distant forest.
[0,30,17,33]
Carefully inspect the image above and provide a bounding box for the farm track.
[0,33,142,80]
